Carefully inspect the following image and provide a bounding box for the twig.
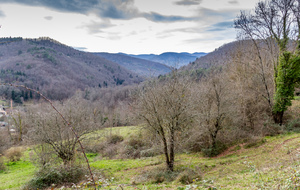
[0,83,96,189]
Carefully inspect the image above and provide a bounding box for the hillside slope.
[181,41,239,71]
[94,52,171,77]
[0,37,142,100]
[1,126,300,189]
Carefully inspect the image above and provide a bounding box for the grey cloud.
[175,0,202,6]
[1,0,197,23]
[228,0,238,4]
[184,36,231,44]
[96,0,139,19]
[44,16,53,20]
[143,12,195,22]
[157,9,237,34]
[1,0,138,19]
[82,20,115,34]
[159,27,201,35]
[0,9,5,17]
[0,0,97,13]
[206,21,233,32]
[107,32,122,40]
[197,8,237,19]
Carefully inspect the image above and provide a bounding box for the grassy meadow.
[1,125,300,189]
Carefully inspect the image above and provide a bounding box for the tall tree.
[235,0,300,124]
[135,72,195,171]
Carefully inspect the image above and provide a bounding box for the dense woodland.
[0,0,300,189]
[0,37,142,100]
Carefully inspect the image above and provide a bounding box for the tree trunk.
[162,135,170,171]
[273,111,284,125]
[169,130,175,172]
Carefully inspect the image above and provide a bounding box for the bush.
[261,122,283,136]
[176,168,201,184]
[102,144,119,159]
[5,147,23,162]
[202,140,227,157]
[0,158,6,172]
[107,134,124,144]
[286,119,300,132]
[23,164,86,189]
[134,167,179,184]
[127,138,144,149]
[140,147,161,157]
[244,138,266,149]
[119,136,146,159]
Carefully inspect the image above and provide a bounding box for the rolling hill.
[181,41,241,72]
[0,37,142,100]
[93,52,171,77]
[128,52,207,68]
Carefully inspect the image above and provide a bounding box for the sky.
[0,0,259,54]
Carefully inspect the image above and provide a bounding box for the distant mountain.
[0,37,142,100]
[127,52,207,68]
[94,52,171,77]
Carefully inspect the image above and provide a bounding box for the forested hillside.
[181,41,239,70]
[94,52,171,77]
[0,37,142,100]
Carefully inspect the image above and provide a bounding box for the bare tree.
[235,0,300,124]
[226,41,275,131]
[135,72,195,171]
[196,74,233,156]
[26,97,103,164]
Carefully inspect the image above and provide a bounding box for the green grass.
[0,160,35,190]
[1,127,300,189]
[84,125,142,143]
[295,96,300,100]
[0,99,7,106]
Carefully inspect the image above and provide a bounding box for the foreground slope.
[1,125,300,189]
[0,37,142,99]
[94,52,171,77]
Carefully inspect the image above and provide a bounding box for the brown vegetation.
[0,37,142,101]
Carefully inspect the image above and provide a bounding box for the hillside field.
[1,124,300,189]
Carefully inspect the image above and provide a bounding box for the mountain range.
[93,52,171,77]
[0,37,142,100]
[0,37,214,100]
[127,52,207,68]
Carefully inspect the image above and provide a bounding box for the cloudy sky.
[0,0,259,54]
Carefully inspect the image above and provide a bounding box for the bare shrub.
[195,74,234,157]
[176,168,201,184]
[133,167,179,184]
[119,136,145,159]
[107,134,124,145]
[0,132,11,154]
[102,144,119,159]
[25,96,104,165]
[81,86,137,127]
[140,147,161,157]
[23,164,87,190]
[286,118,300,132]
[29,143,58,167]
[5,147,23,162]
